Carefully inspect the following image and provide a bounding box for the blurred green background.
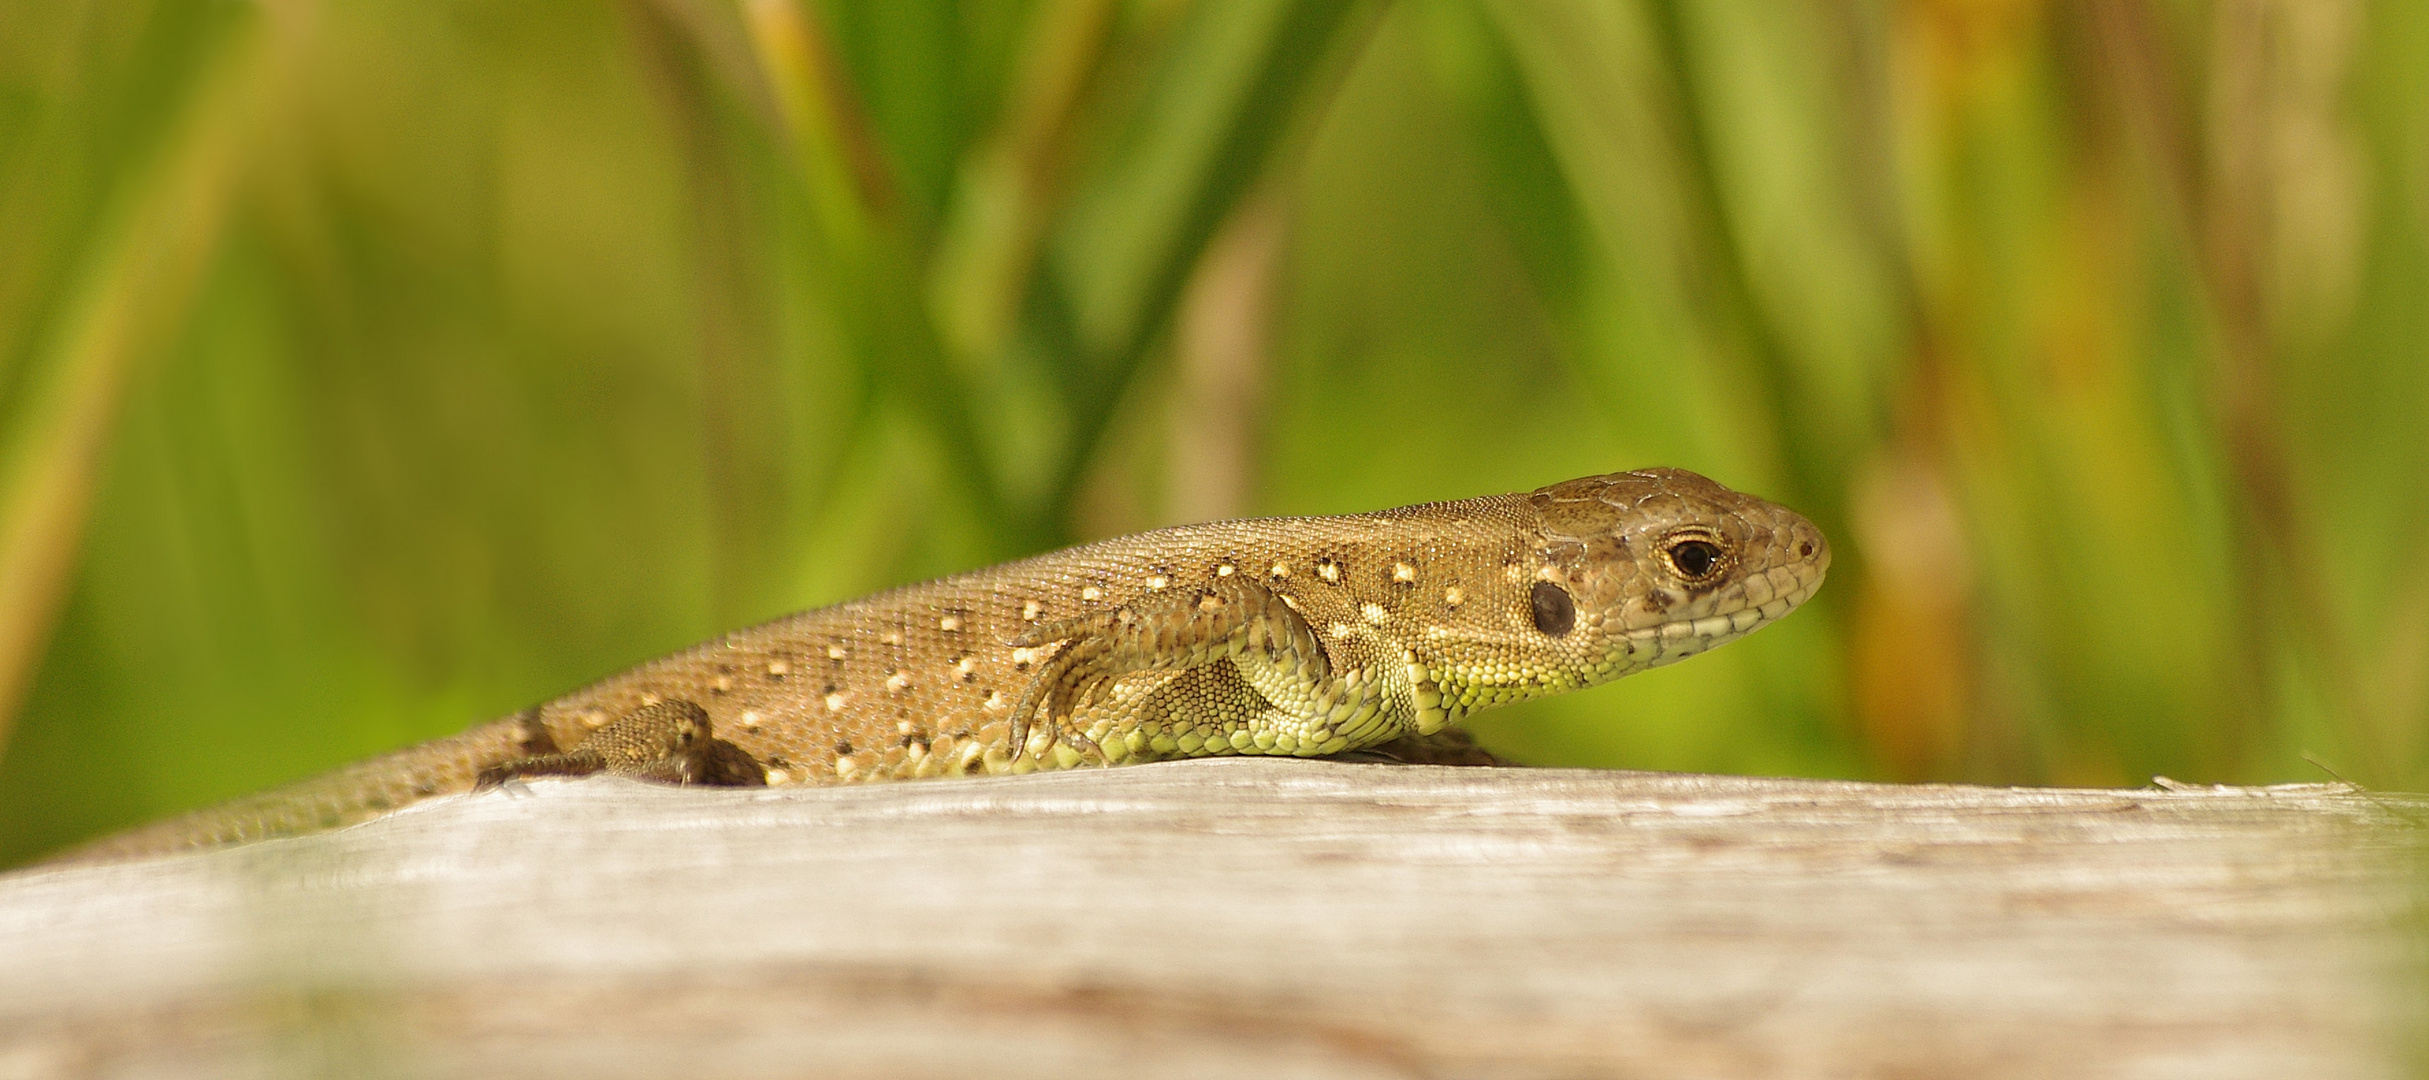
[0,0,2422,865]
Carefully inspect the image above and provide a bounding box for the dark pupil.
[1671,540,1719,578]
[1530,581,1576,637]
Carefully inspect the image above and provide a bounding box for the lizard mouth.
[1618,569,1825,670]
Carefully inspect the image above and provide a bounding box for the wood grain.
[0,759,2419,1079]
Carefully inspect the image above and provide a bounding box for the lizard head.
[1525,467,1829,680]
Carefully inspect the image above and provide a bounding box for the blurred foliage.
[0,0,2423,865]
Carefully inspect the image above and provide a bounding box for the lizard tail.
[44,712,556,866]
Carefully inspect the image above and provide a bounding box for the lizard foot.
[1336,727,1518,767]
[476,699,767,789]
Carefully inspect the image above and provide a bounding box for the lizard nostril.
[1799,541,1814,559]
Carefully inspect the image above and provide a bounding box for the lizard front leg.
[1005,575,1407,767]
[476,699,767,789]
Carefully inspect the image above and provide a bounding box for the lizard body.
[66,468,1827,861]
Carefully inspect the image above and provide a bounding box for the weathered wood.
[0,759,2419,1079]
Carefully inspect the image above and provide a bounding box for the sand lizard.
[66,468,1828,861]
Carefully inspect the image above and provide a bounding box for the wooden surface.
[0,759,2419,1080]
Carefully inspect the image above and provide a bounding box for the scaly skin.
[64,468,1828,862]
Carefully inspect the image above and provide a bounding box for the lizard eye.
[1663,532,1728,582]
[1530,581,1576,637]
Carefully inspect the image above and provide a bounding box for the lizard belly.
[1068,659,1400,765]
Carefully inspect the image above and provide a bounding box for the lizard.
[60,467,1828,862]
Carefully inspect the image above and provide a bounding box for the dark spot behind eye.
[1531,581,1576,637]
